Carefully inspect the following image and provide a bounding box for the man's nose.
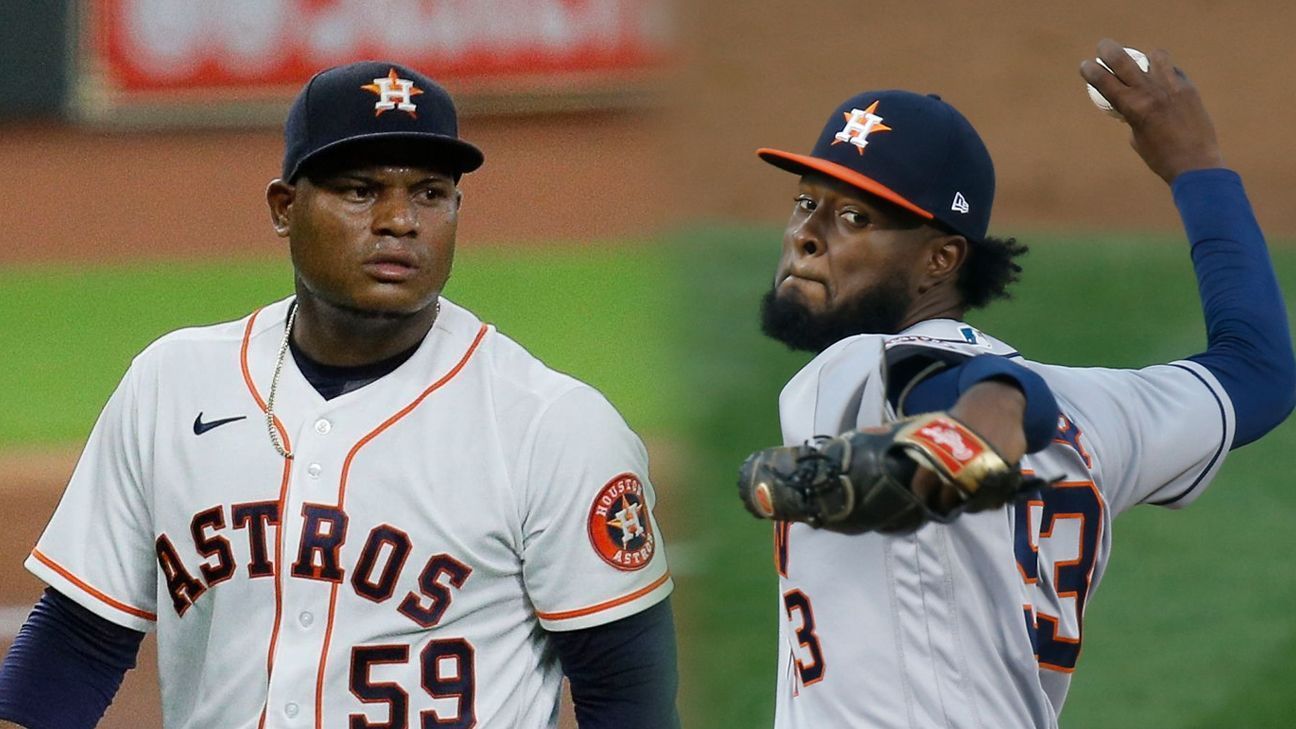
[372,192,419,238]
[790,214,826,258]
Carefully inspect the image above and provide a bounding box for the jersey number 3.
[783,589,826,686]
[350,639,476,728]
[1013,481,1103,672]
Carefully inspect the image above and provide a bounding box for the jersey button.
[284,702,299,718]
[307,463,322,478]
[298,611,314,628]
[314,418,332,435]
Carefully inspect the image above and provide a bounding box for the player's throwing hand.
[1081,38,1224,183]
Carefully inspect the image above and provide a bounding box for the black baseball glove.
[737,412,1050,534]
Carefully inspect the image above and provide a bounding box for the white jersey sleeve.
[1032,359,1236,515]
[517,384,673,632]
[26,352,160,632]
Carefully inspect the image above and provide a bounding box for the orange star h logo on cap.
[361,68,424,118]
[831,100,892,154]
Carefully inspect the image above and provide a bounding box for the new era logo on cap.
[757,90,995,242]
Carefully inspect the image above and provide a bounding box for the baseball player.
[0,62,679,729]
[735,40,1294,727]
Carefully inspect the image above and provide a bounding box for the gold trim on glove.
[893,413,1011,496]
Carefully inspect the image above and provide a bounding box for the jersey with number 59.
[772,319,1233,729]
[27,296,673,729]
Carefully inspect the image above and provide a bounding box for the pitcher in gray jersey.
[739,40,1294,728]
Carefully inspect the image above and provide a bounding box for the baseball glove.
[737,412,1048,534]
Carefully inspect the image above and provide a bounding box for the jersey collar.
[890,318,1019,357]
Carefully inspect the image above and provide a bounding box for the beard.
[760,277,913,353]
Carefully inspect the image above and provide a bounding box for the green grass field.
[0,244,682,445]
[2,233,1294,728]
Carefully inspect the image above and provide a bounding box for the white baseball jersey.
[772,318,1234,729]
[27,296,673,729]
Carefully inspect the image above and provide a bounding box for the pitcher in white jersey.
[0,62,679,729]
[738,40,1294,728]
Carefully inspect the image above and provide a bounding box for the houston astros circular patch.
[587,473,656,571]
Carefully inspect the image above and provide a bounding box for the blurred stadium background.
[2,1,1295,728]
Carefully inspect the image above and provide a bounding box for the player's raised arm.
[1082,39,1296,447]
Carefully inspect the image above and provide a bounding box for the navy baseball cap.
[758,90,994,242]
[282,61,484,181]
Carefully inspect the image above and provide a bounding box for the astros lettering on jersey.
[772,319,1232,729]
[27,297,673,728]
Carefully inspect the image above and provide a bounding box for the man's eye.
[841,210,869,227]
[794,195,815,212]
[342,186,373,201]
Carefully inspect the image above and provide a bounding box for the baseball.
[1086,47,1149,118]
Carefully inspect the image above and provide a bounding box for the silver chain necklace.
[265,302,299,459]
[263,299,441,459]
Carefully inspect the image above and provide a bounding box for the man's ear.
[916,231,968,294]
[927,232,968,281]
[266,179,295,237]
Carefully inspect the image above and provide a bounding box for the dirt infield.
[3,1,1293,270]
[0,109,668,265]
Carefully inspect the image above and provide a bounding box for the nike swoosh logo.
[193,412,247,435]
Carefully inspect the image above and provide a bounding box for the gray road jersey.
[772,319,1234,728]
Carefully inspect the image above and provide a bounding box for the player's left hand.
[1080,38,1224,184]
[904,380,1029,523]
[737,409,1044,534]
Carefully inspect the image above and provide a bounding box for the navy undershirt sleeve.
[0,588,144,729]
[548,598,680,729]
[1174,168,1296,447]
[901,354,1059,454]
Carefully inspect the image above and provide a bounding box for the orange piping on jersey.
[314,582,342,724]
[256,446,294,729]
[773,523,779,575]
[333,322,492,508]
[240,307,295,729]
[29,548,157,621]
[240,308,293,446]
[313,322,490,729]
[535,571,672,621]
[774,521,791,578]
